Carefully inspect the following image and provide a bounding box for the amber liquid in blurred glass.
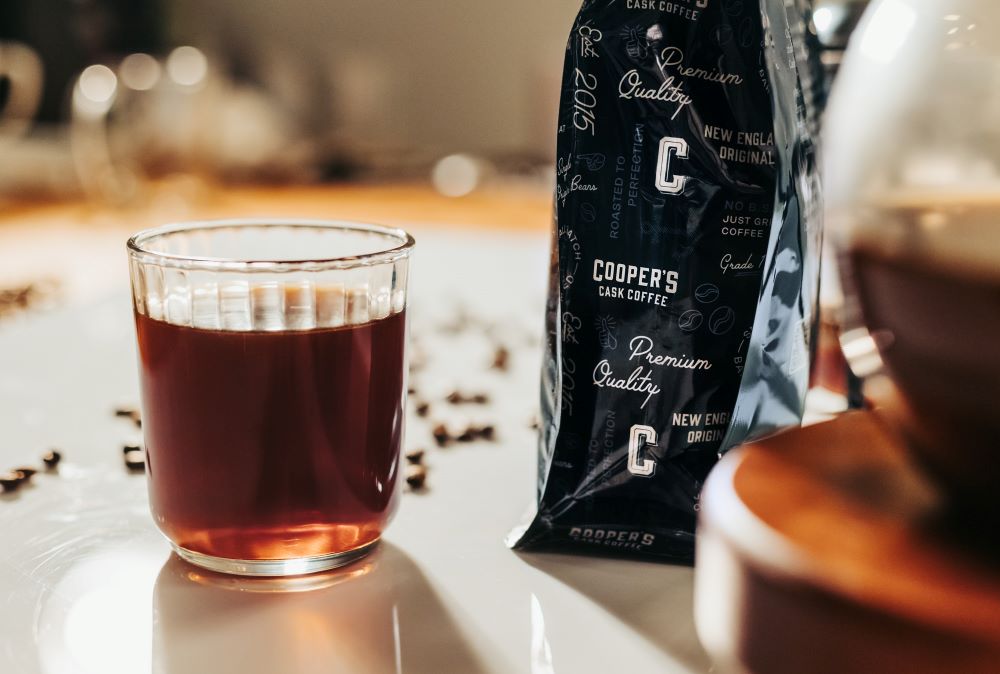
[848,200,1000,505]
[135,310,406,561]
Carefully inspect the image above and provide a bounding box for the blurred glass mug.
[128,220,414,576]
[0,42,43,144]
[826,0,1000,517]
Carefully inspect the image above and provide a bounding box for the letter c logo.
[628,424,657,477]
[655,136,689,195]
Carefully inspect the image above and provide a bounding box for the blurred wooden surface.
[698,412,1000,674]
[0,182,551,303]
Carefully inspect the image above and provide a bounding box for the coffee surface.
[848,199,1000,508]
[135,309,407,560]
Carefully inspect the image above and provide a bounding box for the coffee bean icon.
[714,25,734,46]
[679,310,703,332]
[695,284,720,304]
[578,153,606,171]
[709,306,736,335]
[724,0,745,16]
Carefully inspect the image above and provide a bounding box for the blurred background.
[0,0,868,388]
[0,0,864,206]
[0,0,585,203]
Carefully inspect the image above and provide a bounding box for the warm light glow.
[166,46,208,87]
[857,0,917,65]
[813,7,834,33]
[120,53,161,91]
[432,154,480,198]
[36,548,162,674]
[78,65,117,104]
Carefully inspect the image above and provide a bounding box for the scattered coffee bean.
[0,472,23,493]
[114,406,143,427]
[437,306,472,335]
[13,467,36,482]
[491,346,510,371]
[459,424,496,442]
[42,450,62,469]
[445,391,490,405]
[405,449,425,465]
[405,466,427,490]
[415,401,431,418]
[0,280,59,321]
[432,423,450,447]
[122,443,142,455]
[124,449,146,472]
[408,386,418,396]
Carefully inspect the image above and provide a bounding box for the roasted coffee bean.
[694,283,720,304]
[405,467,427,490]
[13,467,36,482]
[491,346,511,371]
[446,391,490,405]
[124,449,146,472]
[405,449,425,465]
[708,306,736,336]
[0,281,58,321]
[678,310,704,332]
[408,386,418,396]
[115,406,142,427]
[42,450,62,469]
[0,472,22,493]
[431,423,450,447]
[122,443,142,455]
[529,416,540,430]
[415,401,431,418]
[452,424,495,443]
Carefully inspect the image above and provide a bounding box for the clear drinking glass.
[127,220,414,576]
[826,0,1000,516]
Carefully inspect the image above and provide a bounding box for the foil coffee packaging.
[509,0,822,563]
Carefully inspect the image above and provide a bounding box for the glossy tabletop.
[0,229,713,674]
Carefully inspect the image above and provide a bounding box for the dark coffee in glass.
[128,220,414,576]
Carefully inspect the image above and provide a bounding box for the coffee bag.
[509,0,822,562]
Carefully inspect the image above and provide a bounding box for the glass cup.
[825,1,1000,519]
[127,219,414,576]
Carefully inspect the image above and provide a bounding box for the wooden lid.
[702,412,1000,644]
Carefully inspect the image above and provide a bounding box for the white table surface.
[0,230,715,674]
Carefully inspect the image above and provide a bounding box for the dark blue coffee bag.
[509,0,822,563]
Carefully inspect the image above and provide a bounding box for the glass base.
[171,538,380,577]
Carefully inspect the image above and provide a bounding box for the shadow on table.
[154,542,487,674]
[518,551,713,673]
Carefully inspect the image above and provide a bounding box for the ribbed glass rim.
[127,219,416,272]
